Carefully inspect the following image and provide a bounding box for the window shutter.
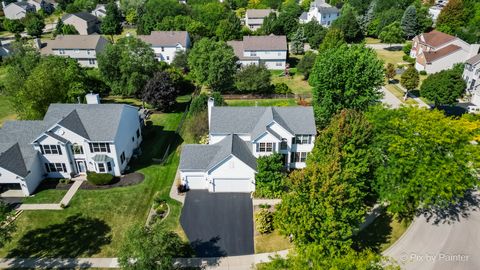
[291,137,295,145]
[290,153,294,163]
[62,163,67,172]
[272,143,276,152]
[44,163,50,173]
[57,145,62,155]
[40,145,44,154]
[256,143,259,152]
[89,143,93,153]
[308,135,312,144]
[107,144,111,153]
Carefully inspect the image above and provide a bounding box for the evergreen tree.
[101,2,123,39]
[401,5,418,39]
[290,27,305,55]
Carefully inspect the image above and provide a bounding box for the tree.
[379,22,405,47]
[100,2,123,39]
[296,51,317,80]
[215,13,242,41]
[318,28,346,52]
[436,0,466,35]
[420,66,466,107]
[301,20,326,49]
[24,14,45,37]
[275,110,373,247]
[275,1,302,38]
[118,223,186,270]
[0,202,15,248]
[188,38,237,92]
[61,24,79,35]
[98,36,158,96]
[191,2,230,37]
[309,44,384,127]
[136,0,186,34]
[255,153,286,198]
[142,71,180,111]
[3,19,25,34]
[400,66,419,99]
[401,5,418,39]
[171,50,188,72]
[188,92,224,116]
[331,5,363,43]
[367,106,480,218]
[258,12,282,35]
[234,64,271,93]
[385,63,396,83]
[290,27,305,55]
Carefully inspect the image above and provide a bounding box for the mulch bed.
[38,172,145,191]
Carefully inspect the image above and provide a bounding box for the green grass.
[384,84,417,105]
[22,189,67,204]
[225,99,297,107]
[375,49,406,65]
[271,71,312,96]
[353,212,411,252]
[365,37,382,44]
[255,230,293,254]
[0,113,185,258]
[0,97,16,126]
[102,96,154,109]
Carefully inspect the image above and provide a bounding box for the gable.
[208,155,256,177]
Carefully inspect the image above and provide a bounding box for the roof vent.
[86,92,100,104]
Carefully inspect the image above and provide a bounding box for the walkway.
[381,87,403,109]
[0,250,289,269]
[17,178,85,211]
[169,169,185,204]
[396,84,430,109]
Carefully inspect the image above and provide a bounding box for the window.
[88,59,95,65]
[280,139,287,150]
[166,56,170,60]
[107,162,112,171]
[87,50,91,55]
[256,142,275,152]
[120,152,125,164]
[89,143,110,153]
[276,62,282,66]
[98,163,106,173]
[136,129,140,138]
[290,152,307,163]
[74,49,79,53]
[251,52,257,57]
[45,163,67,172]
[295,135,312,144]
[41,145,62,155]
[59,49,65,55]
[132,137,135,142]
[161,47,165,52]
[72,144,83,154]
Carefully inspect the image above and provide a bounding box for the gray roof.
[62,12,98,22]
[42,35,109,53]
[226,40,258,61]
[92,154,112,162]
[138,31,189,47]
[246,9,274,18]
[466,54,480,65]
[210,106,316,136]
[299,12,308,20]
[311,0,339,13]
[243,35,287,51]
[180,134,256,171]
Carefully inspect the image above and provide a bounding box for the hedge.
[87,171,114,185]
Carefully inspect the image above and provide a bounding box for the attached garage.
[185,175,206,190]
[213,178,253,193]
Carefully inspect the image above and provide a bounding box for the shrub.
[255,209,274,234]
[419,70,427,75]
[255,153,287,198]
[87,171,114,185]
[59,178,72,184]
[402,55,415,63]
[274,83,292,95]
[403,43,412,55]
[259,203,271,209]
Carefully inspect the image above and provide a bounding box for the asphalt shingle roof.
[62,12,98,22]
[466,54,480,65]
[246,9,274,18]
[138,31,189,47]
[243,35,287,51]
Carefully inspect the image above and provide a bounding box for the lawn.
[384,84,417,105]
[353,211,411,252]
[22,188,67,204]
[255,230,293,254]
[374,48,406,65]
[102,96,154,109]
[271,68,312,96]
[225,98,297,107]
[0,112,185,258]
[0,97,16,126]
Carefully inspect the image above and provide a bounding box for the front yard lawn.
[0,112,185,258]
[255,230,293,254]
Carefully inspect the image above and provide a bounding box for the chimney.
[207,97,214,130]
[86,92,100,104]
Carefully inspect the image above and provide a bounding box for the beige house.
[62,12,100,35]
[410,30,479,74]
[245,9,275,31]
[227,35,287,70]
[3,2,35,19]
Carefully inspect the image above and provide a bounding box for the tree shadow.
[7,214,111,259]
[417,190,480,225]
[384,46,403,51]
[352,212,393,253]
[190,236,227,258]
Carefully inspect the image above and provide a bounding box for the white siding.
[207,156,255,192]
[151,45,186,64]
[112,106,142,175]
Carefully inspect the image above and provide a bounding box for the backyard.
[0,112,185,258]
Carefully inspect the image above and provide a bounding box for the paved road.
[380,87,403,109]
[384,193,480,270]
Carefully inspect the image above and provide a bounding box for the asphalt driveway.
[180,190,254,257]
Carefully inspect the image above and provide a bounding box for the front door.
[76,160,86,174]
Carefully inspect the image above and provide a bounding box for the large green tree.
[136,0,187,34]
[98,36,158,96]
[215,13,242,41]
[401,5,418,39]
[436,0,466,35]
[24,14,45,37]
[420,66,466,107]
[400,66,419,96]
[332,5,364,43]
[367,106,480,218]
[100,2,123,39]
[234,64,271,93]
[255,153,286,198]
[188,38,237,92]
[379,22,405,47]
[318,28,346,52]
[309,44,384,127]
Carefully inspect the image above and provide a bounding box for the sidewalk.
[396,84,430,108]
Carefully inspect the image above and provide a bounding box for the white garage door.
[186,176,206,190]
[213,178,253,193]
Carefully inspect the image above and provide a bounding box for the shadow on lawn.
[352,212,393,253]
[7,214,111,259]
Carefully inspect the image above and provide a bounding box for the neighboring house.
[429,0,449,23]
[3,2,35,20]
[0,41,11,58]
[463,54,480,112]
[227,35,287,70]
[245,9,275,31]
[410,30,480,74]
[40,35,109,68]
[299,0,339,27]
[137,31,191,64]
[91,4,107,18]
[27,0,56,13]
[0,96,143,196]
[179,99,316,193]
[62,12,100,35]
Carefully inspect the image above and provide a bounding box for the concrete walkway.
[0,250,289,269]
[252,198,282,206]
[169,169,185,204]
[381,86,404,109]
[17,179,85,211]
[396,84,430,109]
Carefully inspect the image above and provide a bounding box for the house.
[299,0,339,27]
[62,12,100,35]
[91,4,107,18]
[245,9,275,31]
[463,54,480,112]
[40,35,109,68]
[179,99,316,193]
[227,35,287,70]
[0,96,143,196]
[410,30,480,74]
[138,31,191,64]
[27,0,56,13]
[3,2,36,20]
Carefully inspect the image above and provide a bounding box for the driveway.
[180,190,254,257]
[384,192,480,269]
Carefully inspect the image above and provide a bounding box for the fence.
[222,93,312,100]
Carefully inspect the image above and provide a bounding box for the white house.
[179,99,316,193]
[227,35,288,70]
[299,0,339,27]
[62,12,100,35]
[91,4,107,18]
[410,30,480,74]
[0,96,143,196]
[3,2,35,20]
[138,31,191,64]
[40,35,109,68]
[245,9,275,31]
[463,54,480,112]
